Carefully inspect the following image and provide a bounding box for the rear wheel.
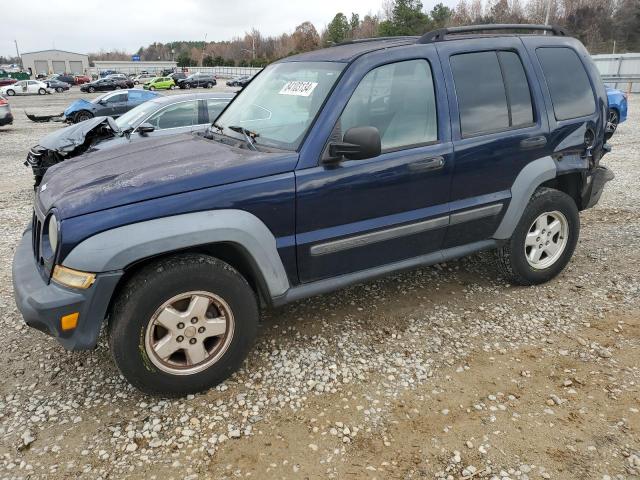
[38,88,46,95]
[88,86,95,93]
[73,110,93,123]
[495,187,579,285]
[108,254,259,396]
[605,108,619,140]
[55,87,63,93]
[206,82,213,88]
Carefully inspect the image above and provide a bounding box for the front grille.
[31,210,43,264]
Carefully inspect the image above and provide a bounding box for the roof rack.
[417,24,568,43]
[336,36,418,46]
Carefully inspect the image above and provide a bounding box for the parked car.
[144,77,176,91]
[226,75,252,87]
[50,74,76,85]
[25,92,235,183]
[0,95,13,126]
[133,73,155,85]
[0,80,52,96]
[169,72,187,83]
[13,24,614,396]
[0,78,17,87]
[605,86,628,139]
[74,75,91,85]
[105,74,129,82]
[99,69,119,78]
[44,79,71,93]
[80,78,133,93]
[178,73,216,89]
[62,89,160,123]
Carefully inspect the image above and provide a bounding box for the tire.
[108,254,259,396]
[74,110,94,123]
[495,187,579,286]
[56,87,63,93]
[206,82,213,88]
[6,89,15,96]
[185,83,191,89]
[169,85,175,90]
[605,108,619,140]
[134,81,139,85]
[149,86,155,91]
[115,85,122,90]
[88,86,95,93]
[38,88,46,95]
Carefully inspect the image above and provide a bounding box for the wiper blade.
[228,125,259,151]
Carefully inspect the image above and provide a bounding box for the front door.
[295,48,453,283]
[103,92,129,116]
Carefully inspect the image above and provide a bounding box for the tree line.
[86,0,639,67]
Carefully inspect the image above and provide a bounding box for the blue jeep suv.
[13,24,613,395]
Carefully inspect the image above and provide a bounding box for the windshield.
[215,61,344,150]
[115,101,159,130]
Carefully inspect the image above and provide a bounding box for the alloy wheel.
[524,211,569,269]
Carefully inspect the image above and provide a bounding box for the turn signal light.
[52,265,96,289]
[61,312,79,331]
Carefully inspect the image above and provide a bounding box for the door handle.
[408,156,445,172]
[520,135,547,149]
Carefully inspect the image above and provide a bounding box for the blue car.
[13,24,613,395]
[63,89,160,123]
[605,86,628,138]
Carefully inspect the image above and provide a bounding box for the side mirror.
[328,126,381,161]
[98,99,106,105]
[138,123,155,135]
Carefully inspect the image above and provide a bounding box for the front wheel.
[88,86,95,93]
[495,187,579,286]
[74,110,94,123]
[206,82,213,88]
[56,87,63,93]
[149,85,155,91]
[6,89,15,96]
[109,254,259,396]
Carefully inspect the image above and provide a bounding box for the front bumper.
[12,228,122,350]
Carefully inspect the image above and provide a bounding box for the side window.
[206,99,229,121]
[340,59,437,151]
[147,101,197,130]
[128,90,145,102]
[536,47,595,120]
[451,51,534,137]
[106,92,127,103]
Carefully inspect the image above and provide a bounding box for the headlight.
[47,214,59,253]
[52,265,96,289]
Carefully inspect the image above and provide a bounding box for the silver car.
[0,95,13,126]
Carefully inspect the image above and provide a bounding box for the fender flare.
[62,209,290,298]
[493,156,557,240]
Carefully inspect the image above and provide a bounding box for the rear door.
[437,37,550,247]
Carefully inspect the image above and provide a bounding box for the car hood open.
[37,116,120,153]
[37,133,298,219]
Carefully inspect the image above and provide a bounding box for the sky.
[1,0,458,58]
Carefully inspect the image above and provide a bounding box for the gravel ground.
[0,89,638,480]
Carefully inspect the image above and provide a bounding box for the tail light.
[0,97,7,106]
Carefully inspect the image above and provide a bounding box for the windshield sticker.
[278,81,318,97]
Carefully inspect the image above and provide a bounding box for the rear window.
[451,50,533,137]
[536,47,595,120]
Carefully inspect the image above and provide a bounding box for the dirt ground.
[0,88,638,480]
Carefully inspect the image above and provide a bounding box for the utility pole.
[200,33,208,68]
[14,40,22,69]
[544,0,552,27]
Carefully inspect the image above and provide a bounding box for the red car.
[74,75,91,85]
[0,78,18,87]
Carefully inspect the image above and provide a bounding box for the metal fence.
[592,53,640,93]
[86,65,263,79]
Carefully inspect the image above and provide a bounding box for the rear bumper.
[0,113,13,126]
[584,165,614,209]
[12,228,122,350]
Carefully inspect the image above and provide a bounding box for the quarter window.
[340,59,438,151]
[536,47,595,120]
[451,50,534,137]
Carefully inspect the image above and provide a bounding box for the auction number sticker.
[279,81,318,97]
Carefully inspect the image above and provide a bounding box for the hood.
[38,133,298,219]
[64,98,95,116]
[37,116,120,153]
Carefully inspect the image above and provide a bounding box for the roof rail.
[335,36,418,46]
[417,24,568,43]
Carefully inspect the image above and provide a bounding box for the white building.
[21,49,89,77]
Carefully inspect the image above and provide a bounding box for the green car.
[143,77,175,91]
